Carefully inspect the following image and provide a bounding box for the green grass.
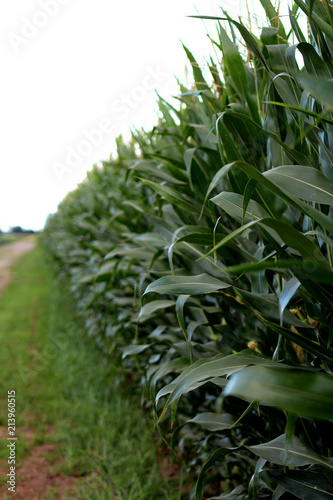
[0,243,182,499]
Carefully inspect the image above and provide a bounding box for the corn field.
[44,1,333,497]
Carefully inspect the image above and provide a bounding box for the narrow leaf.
[279,277,301,326]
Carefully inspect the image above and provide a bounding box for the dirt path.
[0,424,78,500]
[0,238,79,499]
[0,237,36,295]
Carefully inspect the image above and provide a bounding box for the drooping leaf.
[122,344,149,359]
[189,412,236,432]
[225,365,333,420]
[247,434,333,470]
[139,300,176,319]
[144,273,232,296]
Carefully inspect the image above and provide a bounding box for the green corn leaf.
[131,160,185,184]
[122,344,149,359]
[274,471,333,500]
[242,179,258,225]
[150,358,190,394]
[104,248,153,261]
[202,162,233,210]
[219,27,248,100]
[293,0,333,41]
[156,351,291,407]
[148,153,185,171]
[272,485,286,500]
[144,273,231,296]
[239,290,315,328]
[200,215,333,284]
[252,317,332,362]
[221,161,333,233]
[285,412,298,462]
[188,412,236,432]
[288,6,307,43]
[279,277,301,326]
[211,192,270,223]
[297,74,333,110]
[264,165,333,204]
[195,446,238,500]
[189,15,270,72]
[139,300,176,319]
[247,434,333,470]
[263,100,333,124]
[182,44,211,91]
[176,295,190,342]
[249,457,267,500]
[220,110,312,166]
[259,0,288,41]
[205,485,246,499]
[141,179,204,215]
[297,42,331,78]
[225,366,333,420]
[224,259,331,283]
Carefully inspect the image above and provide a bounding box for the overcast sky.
[1,0,274,231]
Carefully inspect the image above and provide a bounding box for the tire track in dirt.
[0,424,78,500]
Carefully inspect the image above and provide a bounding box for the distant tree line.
[8,226,36,234]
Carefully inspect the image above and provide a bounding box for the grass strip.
[0,243,181,499]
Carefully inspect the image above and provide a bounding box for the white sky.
[1,0,284,231]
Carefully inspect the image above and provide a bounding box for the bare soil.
[0,424,78,500]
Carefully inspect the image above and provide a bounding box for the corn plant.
[44,1,333,497]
